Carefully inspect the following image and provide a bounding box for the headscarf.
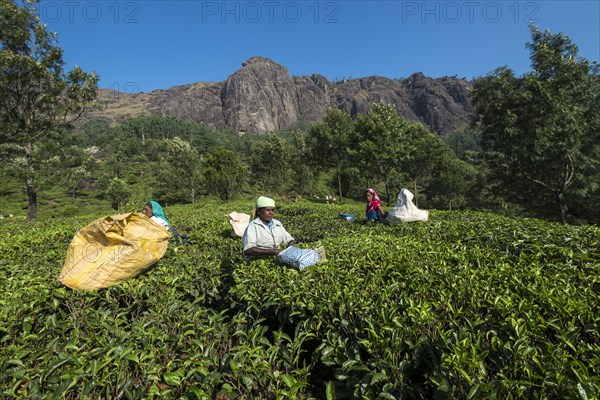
[253,196,275,219]
[365,188,382,214]
[147,200,170,229]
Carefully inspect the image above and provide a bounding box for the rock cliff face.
[221,56,301,132]
[84,57,474,135]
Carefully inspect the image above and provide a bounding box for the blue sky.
[38,0,600,93]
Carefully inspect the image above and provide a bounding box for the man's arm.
[244,246,281,256]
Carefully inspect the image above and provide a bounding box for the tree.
[471,26,600,224]
[78,118,113,147]
[308,108,354,201]
[284,128,317,196]
[352,103,413,204]
[153,137,202,204]
[120,115,220,155]
[444,130,482,160]
[105,177,130,210]
[0,135,61,205]
[202,147,246,201]
[250,134,292,195]
[427,154,479,210]
[0,0,98,221]
[402,124,449,206]
[61,145,94,199]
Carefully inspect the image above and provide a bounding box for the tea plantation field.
[1,201,599,399]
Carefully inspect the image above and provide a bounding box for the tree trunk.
[384,182,392,206]
[557,193,568,225]
[27,177,37,222]
[25,143,37,222]
[337,171,343,203]
[413,179,418,207]
[191,187,195,204]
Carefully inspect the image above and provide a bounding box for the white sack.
[387,188,429,223]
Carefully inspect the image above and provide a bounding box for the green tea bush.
[1,201,599,399]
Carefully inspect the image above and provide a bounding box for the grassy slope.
[0,201,599,399]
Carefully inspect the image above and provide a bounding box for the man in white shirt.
[242,196,325,270]
[242,196,294,257]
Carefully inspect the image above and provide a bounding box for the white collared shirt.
[242,217,294,253]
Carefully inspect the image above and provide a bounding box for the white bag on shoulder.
[229,212,250,238]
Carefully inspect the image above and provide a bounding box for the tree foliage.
[202,147,246,201]
[104,177,130,210]
[61,145,95,199]
[352,103,412,204]
[401,124,449,204]
[444,130,482,161]
[308,108,354,201]
[471,26,600,224]
[153,137,202,204]
[250,135,292,196]
[0,0,98,220]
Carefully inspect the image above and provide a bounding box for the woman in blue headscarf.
[142,200,170,230]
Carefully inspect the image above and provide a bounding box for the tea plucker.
[142,200,170,231]
[242,196,295,257]
[242,196,326,270]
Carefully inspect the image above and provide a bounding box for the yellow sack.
[59,212,170,291]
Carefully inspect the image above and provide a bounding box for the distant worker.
[142,200,170,230]
[364,188,387,222]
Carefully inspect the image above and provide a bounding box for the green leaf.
[164,372,181,386]
[466,384,481,400]
[577,383,589,400]
[281,374,296,388]
[240,375,254,389]
[124,353,139,364]
[371,372,388,385]
[326,381,336,400]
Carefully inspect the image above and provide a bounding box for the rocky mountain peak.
[84,57,474,135]
[241,56,282,67]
